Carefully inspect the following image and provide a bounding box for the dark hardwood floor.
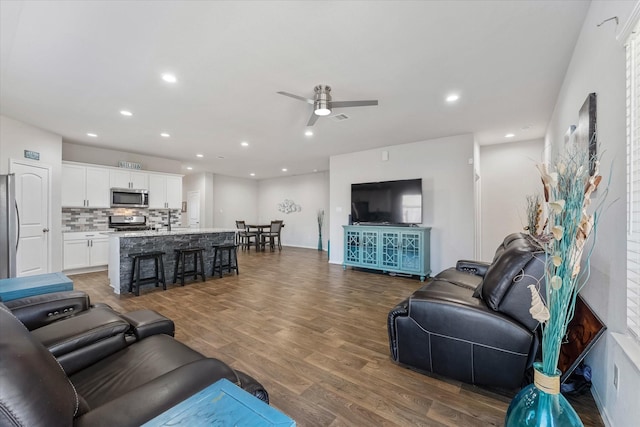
[71,246,604,426]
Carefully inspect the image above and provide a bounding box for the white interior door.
[10,160,51,277]
[188,190,200,229]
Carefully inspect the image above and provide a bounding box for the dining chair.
[260,220,283,251]
[235,220,258,251]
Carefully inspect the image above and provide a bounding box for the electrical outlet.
[613,364,619,390]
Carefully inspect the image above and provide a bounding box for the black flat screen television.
[351,179,422,225]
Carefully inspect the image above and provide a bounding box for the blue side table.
[142,379,295,427]
[0,272,73,302]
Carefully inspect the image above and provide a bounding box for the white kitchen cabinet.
[148,173,182,209]
[110,170,148,190]
[63,232,110,270]
[63,239,90,270]
[62,163,110,208]
[90,238,110,266]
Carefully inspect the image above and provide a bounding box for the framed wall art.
[575,92,597,175]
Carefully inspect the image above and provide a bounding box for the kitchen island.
[107,228,236,294]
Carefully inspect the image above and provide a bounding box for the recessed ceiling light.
[196,154,204,158]
[305,130,314,136]
[120,110,133,116]
[162,73,177,83]
[282,168,288,172]
[87,133,97,137]
[505,133,515,138]
[446,94,459,102]
[186,166,193,170]
[250,173,255,177]
[160,133,170,138]
[241,141,249,147]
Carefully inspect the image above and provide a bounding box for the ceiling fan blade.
[277,91,314,105]
[307,112,320,126]
[330,100,379,109]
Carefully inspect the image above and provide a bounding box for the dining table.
[247,223,284,251]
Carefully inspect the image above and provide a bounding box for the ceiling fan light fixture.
[314,101,331,116]
[314,85,332,116]
[277,84,377,126]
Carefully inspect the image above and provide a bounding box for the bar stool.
[211,244,239,278]
[173,248,206,285]
[128,251,166,296]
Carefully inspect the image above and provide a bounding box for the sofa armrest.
[387,298,410,360]
[74,359,238,427]
[4,291,90,330]
[120,309,175,340]
[455,260,491,277]
[31,307,131,357]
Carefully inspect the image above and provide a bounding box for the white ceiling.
[0,1,589,179]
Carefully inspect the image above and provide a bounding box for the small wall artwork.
[278,199,301,214]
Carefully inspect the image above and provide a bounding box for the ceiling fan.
[277,85,378,126]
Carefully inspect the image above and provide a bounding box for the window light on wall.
[626,19,640,341]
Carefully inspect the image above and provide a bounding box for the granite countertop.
[105,228,237,238]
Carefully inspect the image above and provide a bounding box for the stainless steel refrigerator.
[0,174,19,278]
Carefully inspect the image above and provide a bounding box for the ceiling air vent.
[331,113,350,121]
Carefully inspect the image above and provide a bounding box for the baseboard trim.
[283,244,326,251]
[591,384,612,427]
[63,265,107,276]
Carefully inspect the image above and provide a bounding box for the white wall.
[329,134,475,273]
[203,173,214,228]
[480,139,544,260]
[0,115,63,272]
[545,1,639,426]
[473,141,482,258]
[257,172,330,250]
[62,142,182,174]
[211,174,259,229]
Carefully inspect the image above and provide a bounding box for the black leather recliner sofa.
[0,291,268,427]
[388,233,546,389]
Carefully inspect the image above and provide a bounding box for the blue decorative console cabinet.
[342,225,431,281]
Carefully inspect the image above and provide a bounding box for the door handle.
[43,228,49,233]
[15,201,20,251]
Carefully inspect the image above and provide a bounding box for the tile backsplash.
[62,208,182,232]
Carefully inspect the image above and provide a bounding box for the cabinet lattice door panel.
[381,232,400,269]
[361,231,378,266]
[400,231,422,272]
[343,225,431,281]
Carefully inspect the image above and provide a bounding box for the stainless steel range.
[108,215,151,231]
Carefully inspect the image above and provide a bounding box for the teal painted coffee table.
[0,272,73,302]
[142,379,295,427]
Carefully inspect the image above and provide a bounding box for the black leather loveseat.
[0,291,268,427]
[388,233,546,389]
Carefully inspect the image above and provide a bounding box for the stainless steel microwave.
[110,188,149,208]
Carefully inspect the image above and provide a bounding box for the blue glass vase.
[505,362,583,427]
